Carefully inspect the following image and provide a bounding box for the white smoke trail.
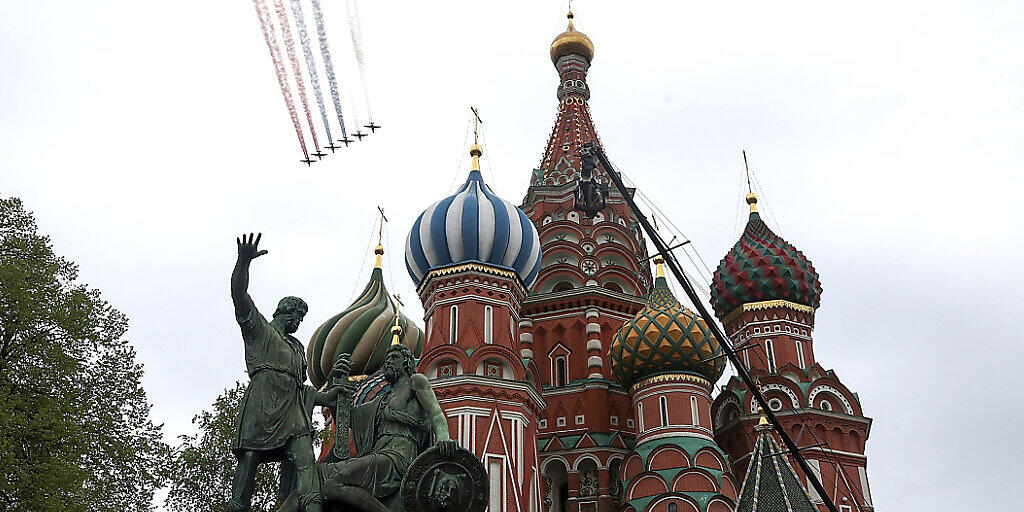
[252,0,308,159]
[272,0,319,153]
[310,0,348,140]
[344,0,374,124]
[289,0,333,146]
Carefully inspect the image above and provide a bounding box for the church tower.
[520,12,654,512]
[709,194,874,512]
[406,140,545,512]
[608,257,739,512]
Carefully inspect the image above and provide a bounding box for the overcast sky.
[2,0,1023,509]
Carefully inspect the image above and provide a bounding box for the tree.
[0,197,169,511]
[164,382,281,512]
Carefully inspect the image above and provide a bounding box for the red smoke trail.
[272,0,320,154]
[252,0,308,160]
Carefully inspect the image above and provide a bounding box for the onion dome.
[405,143,542,289]
[710,194,822,319]
[306,244,424,388]
[550,11,594,63]
[609,258,726,388]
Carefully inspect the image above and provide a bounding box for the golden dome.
[550,12,594,64]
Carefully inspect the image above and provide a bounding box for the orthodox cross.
[743,150,752,194]
[470,106,483,145]
[377,205,388,245]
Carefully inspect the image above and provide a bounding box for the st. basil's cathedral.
[305,13,874,512]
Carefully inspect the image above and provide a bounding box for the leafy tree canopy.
[0,197,169,511]
[164,382,282,511]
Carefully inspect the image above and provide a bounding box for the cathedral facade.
[311,13,873,512]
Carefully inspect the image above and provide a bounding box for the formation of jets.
[299,122,381,165]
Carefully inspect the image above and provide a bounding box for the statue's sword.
[330,361,353,461]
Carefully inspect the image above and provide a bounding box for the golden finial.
[375,206,389,268]
[469,106,484,171]
[653,255,665,278]
[567,10,575,30]
[746,193,759,213]
[758,407,770,426]
[391,294,404,345]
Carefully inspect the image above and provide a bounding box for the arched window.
[637,402,645,431]
[427,316,433,341]
[552,281,574,293]
[603,282,623,293]
[449,305,459,345]
[659,397,669,426]
[690,396,699,426]
[795,340,805,368]
[765,339,777,373]
[554,356,567,387]
[484,306,494,344]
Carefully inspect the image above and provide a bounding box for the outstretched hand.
[236,233,268,263]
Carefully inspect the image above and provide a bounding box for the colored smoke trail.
[289,0,333,146]
[252,0,308,159]
[344,0,374,123]
[272,0,319,153]
[310,0,349,140]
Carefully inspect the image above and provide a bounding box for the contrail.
[309,0,349,140]
[289,0,333,147]
[272,0,319,154]
[252,0,308,160]
[344,0,374,124]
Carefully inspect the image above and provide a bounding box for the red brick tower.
[709,194,874,512]
[519,12,653,512]
[407,141,545,512]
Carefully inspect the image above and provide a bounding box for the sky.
[2,0,1023,509]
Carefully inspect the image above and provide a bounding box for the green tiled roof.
[736,425,817,512]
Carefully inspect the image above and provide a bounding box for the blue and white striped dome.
[405,170,542,289]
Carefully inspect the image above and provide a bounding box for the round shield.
[400,445,488,512]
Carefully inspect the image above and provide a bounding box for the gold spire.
[747,193,759,213]
[550,11,594,63]
[470,106,483,171]
[653,255,665,278]
[758,407,770,426]
[374,206,388,268]
[390,294,404,345]
[374,244,384,269]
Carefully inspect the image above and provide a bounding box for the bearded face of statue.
[382,345,414,383]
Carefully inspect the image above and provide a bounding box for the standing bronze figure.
[230,233,346,512]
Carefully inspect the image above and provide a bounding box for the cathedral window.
[610,416,619,426]
[626,418,635,428]
[659,397,669,426]
[553,281,574,292]
[575,415,585,425]
[484,306,494,344]
[690,396,699,426]
[819,400,833,411]
[637,403,644,431]
[796,340,806,368]
[449,306,459,344]
[768,398,783,411]
[556,417,566,427]
[765,339,777,373]
[554,356,568,387]
[488,457,505,512]
[539,419,547,429]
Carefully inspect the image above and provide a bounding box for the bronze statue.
[317,341,460,510]
[230,233,347,512]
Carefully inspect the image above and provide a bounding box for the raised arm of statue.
[410,373,458,456]
[231,233,268,320]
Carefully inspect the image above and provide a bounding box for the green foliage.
[164,382,280,512]
[0,197,169,511]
